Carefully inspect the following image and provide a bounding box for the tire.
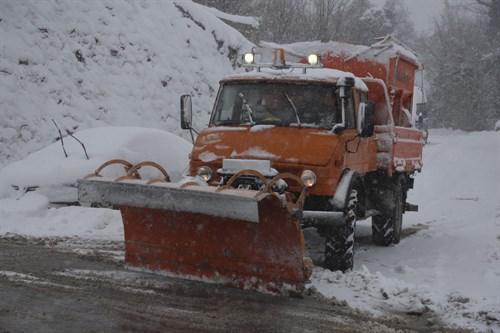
[323,189,357,272]
[372,177,403,246]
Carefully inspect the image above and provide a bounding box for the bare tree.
[192,0,416,46]
[337,0,374,43]
[422,0,497,131]
[257,0,309,43]
[193,0,255,15]
[382,0,415,41]
[312,0,338,42]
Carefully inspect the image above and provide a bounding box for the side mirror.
[357,101,375,137]
[416,103,428,118]
[180,94,192,130]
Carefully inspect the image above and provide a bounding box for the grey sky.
[404,0,444,33]
[371,0,445,33]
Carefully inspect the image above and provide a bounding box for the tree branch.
[66,130,89,160]
[52,119,67,158]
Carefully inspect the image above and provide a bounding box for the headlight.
[308,54,319,65]
[197,166,213,182]
[300,170,317,187]
[243,52,254,64]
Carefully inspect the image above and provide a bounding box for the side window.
[213,85,247,124]
[217,87,238,122]
[359,91,368,103]
[346,91,368,129]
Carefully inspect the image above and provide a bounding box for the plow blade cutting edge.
[78,178,312,295]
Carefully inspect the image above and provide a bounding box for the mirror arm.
[188,128,195,143]
[186,126,199,143]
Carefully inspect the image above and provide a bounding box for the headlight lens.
[243,52,254,64]
[308,54,319,65]
[300,170,317,187]
[197,166,213,182]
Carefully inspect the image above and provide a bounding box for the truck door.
[344,91,377,173]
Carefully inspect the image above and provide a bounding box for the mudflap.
[120,194,311,296]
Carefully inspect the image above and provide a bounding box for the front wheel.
[323,189,357,272]
[372,178,403,246]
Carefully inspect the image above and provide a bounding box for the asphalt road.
[0,237,471,333]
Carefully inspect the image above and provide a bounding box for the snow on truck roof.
[223,68,369,92]
[262,35,420,67]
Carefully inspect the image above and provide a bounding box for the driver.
[298,91,337,126]
[253,94,283,122]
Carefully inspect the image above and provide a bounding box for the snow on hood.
[191,126,340,167]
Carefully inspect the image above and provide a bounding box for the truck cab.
[187,68,376,198]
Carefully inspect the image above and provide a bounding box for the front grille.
[219,174,267,190]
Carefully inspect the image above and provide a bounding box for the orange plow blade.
[121,194,310,295]
[79,174,312,295]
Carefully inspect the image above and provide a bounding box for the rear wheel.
[323,189,357,272]
[372,177,403,246]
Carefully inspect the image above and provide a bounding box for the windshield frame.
[209,80,340,129]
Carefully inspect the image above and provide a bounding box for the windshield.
[211,82,339,129]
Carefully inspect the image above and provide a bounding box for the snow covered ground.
[1,129,498,332]
[311,129,500,332]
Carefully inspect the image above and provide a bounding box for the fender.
[331,169,367,218]
[331,169,356,211]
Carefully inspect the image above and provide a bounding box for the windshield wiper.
[238,93,255,125]
[283,92,301,128]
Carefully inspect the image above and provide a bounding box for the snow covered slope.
[0,0,253,166]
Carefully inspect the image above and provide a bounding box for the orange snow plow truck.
[78,36,424,296]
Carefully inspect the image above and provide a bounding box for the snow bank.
[0,192,122,240]
[0,127,192,201]
[0,0,252,166]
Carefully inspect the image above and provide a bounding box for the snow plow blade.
[78,162,312,295]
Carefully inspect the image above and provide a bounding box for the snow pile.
[0,127,162,239]
[0,0,253,166]
[0,192,122,240]
[0,127,192,201]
